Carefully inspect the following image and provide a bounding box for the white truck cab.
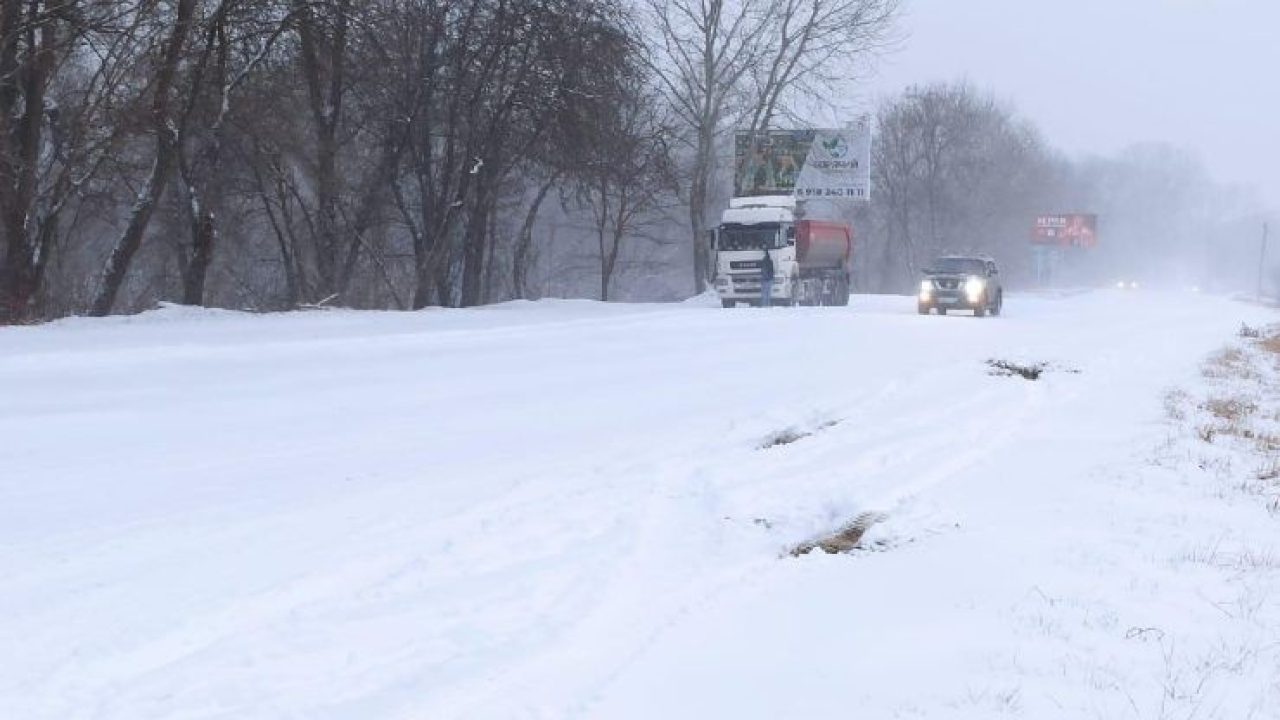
[711,196,851,308]
[712,196,797,307]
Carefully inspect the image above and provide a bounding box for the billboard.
[734,125,871,201]
[1032,214,1098,248]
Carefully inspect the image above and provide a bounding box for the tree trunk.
[91,158,173,316]
[0,0,57,323]
[689,168,709,295]
[459,203,488,307]
[90,0,196,316]
[294,0,349,302]
[459,174,497,307]
[512,175,557,299]
[411,245,434,309]
[181,203,216,305]
[481,203,500,304]
[177,5,235,307]
[688,120,715,296]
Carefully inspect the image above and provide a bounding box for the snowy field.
[3,290,1280,719]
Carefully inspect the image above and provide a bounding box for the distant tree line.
[851,82,1272,293]
[0,2,1268,323]
[0,0,653,321]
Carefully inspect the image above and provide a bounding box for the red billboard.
[1032,214,1097,248]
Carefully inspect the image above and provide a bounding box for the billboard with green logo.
[734,126,871,200]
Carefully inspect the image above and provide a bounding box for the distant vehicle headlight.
[1116,281,1126,289]
[919,279,932,300]
[964,276,985,301]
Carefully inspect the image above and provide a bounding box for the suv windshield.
[720,223,784,251]
[930,257,987,275]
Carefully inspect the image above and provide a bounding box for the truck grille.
[933,278,960,290]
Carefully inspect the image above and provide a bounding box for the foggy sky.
[869,0,1280,211]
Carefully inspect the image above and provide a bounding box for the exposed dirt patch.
[758,419,841,449]
[758,428,808,449]
[987,359,1048,380]
[789,511,889,556]
[986,359,1083,381]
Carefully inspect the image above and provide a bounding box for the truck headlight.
[965,277,985,301]
[919,279,932,298]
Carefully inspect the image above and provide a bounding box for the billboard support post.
[1259,222,1269,302]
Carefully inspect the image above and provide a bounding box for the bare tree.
[574,89,676,300]
[172,0,290,306]
[0,1,147,322]
[377,0,637,308]
[510,172,562,299]
[290,0,350,302]
[736,0,900,194]
[868,83,1054,290]
[90,0,200,316]
[646,0,771,295]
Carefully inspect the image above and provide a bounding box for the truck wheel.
[918,304,929,315]
[991,292,1003,316]
[721,299,735,309]
[974,304,986,318]
[938,307,948,316]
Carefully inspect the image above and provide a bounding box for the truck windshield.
[931,258,986,275]
[720,224,783,251]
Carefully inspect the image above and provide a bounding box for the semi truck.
[710,196,852,307]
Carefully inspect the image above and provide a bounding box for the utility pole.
[1259,222,1270,302]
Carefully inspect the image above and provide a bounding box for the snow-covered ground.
[3,291,1279,719]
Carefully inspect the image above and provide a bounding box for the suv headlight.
[964,276,985,300]
[919,279,932,296]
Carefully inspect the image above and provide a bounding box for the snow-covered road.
[3,291,1278,719]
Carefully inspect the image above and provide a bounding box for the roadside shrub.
[1201,395,1258,422]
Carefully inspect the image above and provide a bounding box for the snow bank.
[1,290,1276,719]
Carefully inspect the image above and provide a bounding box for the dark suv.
[918,256,1003,317]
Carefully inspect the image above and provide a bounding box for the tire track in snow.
[428,362,1057,719]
